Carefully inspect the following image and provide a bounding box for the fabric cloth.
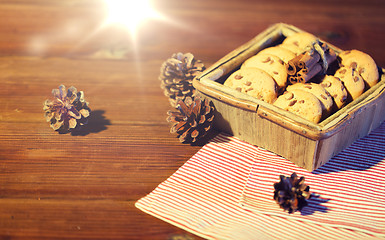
[136,123,385,240]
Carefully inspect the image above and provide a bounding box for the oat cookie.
[320,75,348,110]
[224,68,278,103]
[287,82,334,118]
[282,32,318,52]
[274,89,323,123]
[334,66,365,101]
[257,46,296,63]
[338,49,379,88]
[241,53,288,90]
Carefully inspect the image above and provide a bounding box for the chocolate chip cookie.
[274,89,323,123]
[241,53,288,90]
[338,49,379,88]
[320,75,348,110]
[224,68,278,103]
[334,66,365,101]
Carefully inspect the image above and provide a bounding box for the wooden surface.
[0,0,384,239]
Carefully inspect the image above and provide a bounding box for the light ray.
[103,0,167,39]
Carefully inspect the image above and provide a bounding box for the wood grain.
[0,0,384,239]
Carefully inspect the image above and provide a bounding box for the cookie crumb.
[244,81,252,86]
[285,92,294,100]
[350,62,357,69]
[321,81,331,88]
[235,75,243,80]
[262,57,271,63]
[288,99,297,106]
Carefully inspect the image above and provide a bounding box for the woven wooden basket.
[193,23,385,171]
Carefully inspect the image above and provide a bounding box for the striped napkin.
[136,123,385,240]
[240,126,385,235]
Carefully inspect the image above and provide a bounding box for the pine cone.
[43,85,90,133]
[167,96,214,143]
[159,52,205,108]
[273,172,311,213]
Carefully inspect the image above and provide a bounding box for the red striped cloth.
[240,128,385,235]
[136,123,385,240]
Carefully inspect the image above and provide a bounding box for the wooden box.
[193,23,385,171]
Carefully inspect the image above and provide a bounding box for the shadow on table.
[71,110,111,136]
[312,121,385,174]
[312,136,385,174]
[169,129,231,147]
[190,129,222,146]
[300,193,330,216]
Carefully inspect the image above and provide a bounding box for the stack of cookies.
[223,32,380,123]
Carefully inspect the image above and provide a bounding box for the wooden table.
[1,0,384,239]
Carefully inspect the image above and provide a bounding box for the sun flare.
[103,0,164,35]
